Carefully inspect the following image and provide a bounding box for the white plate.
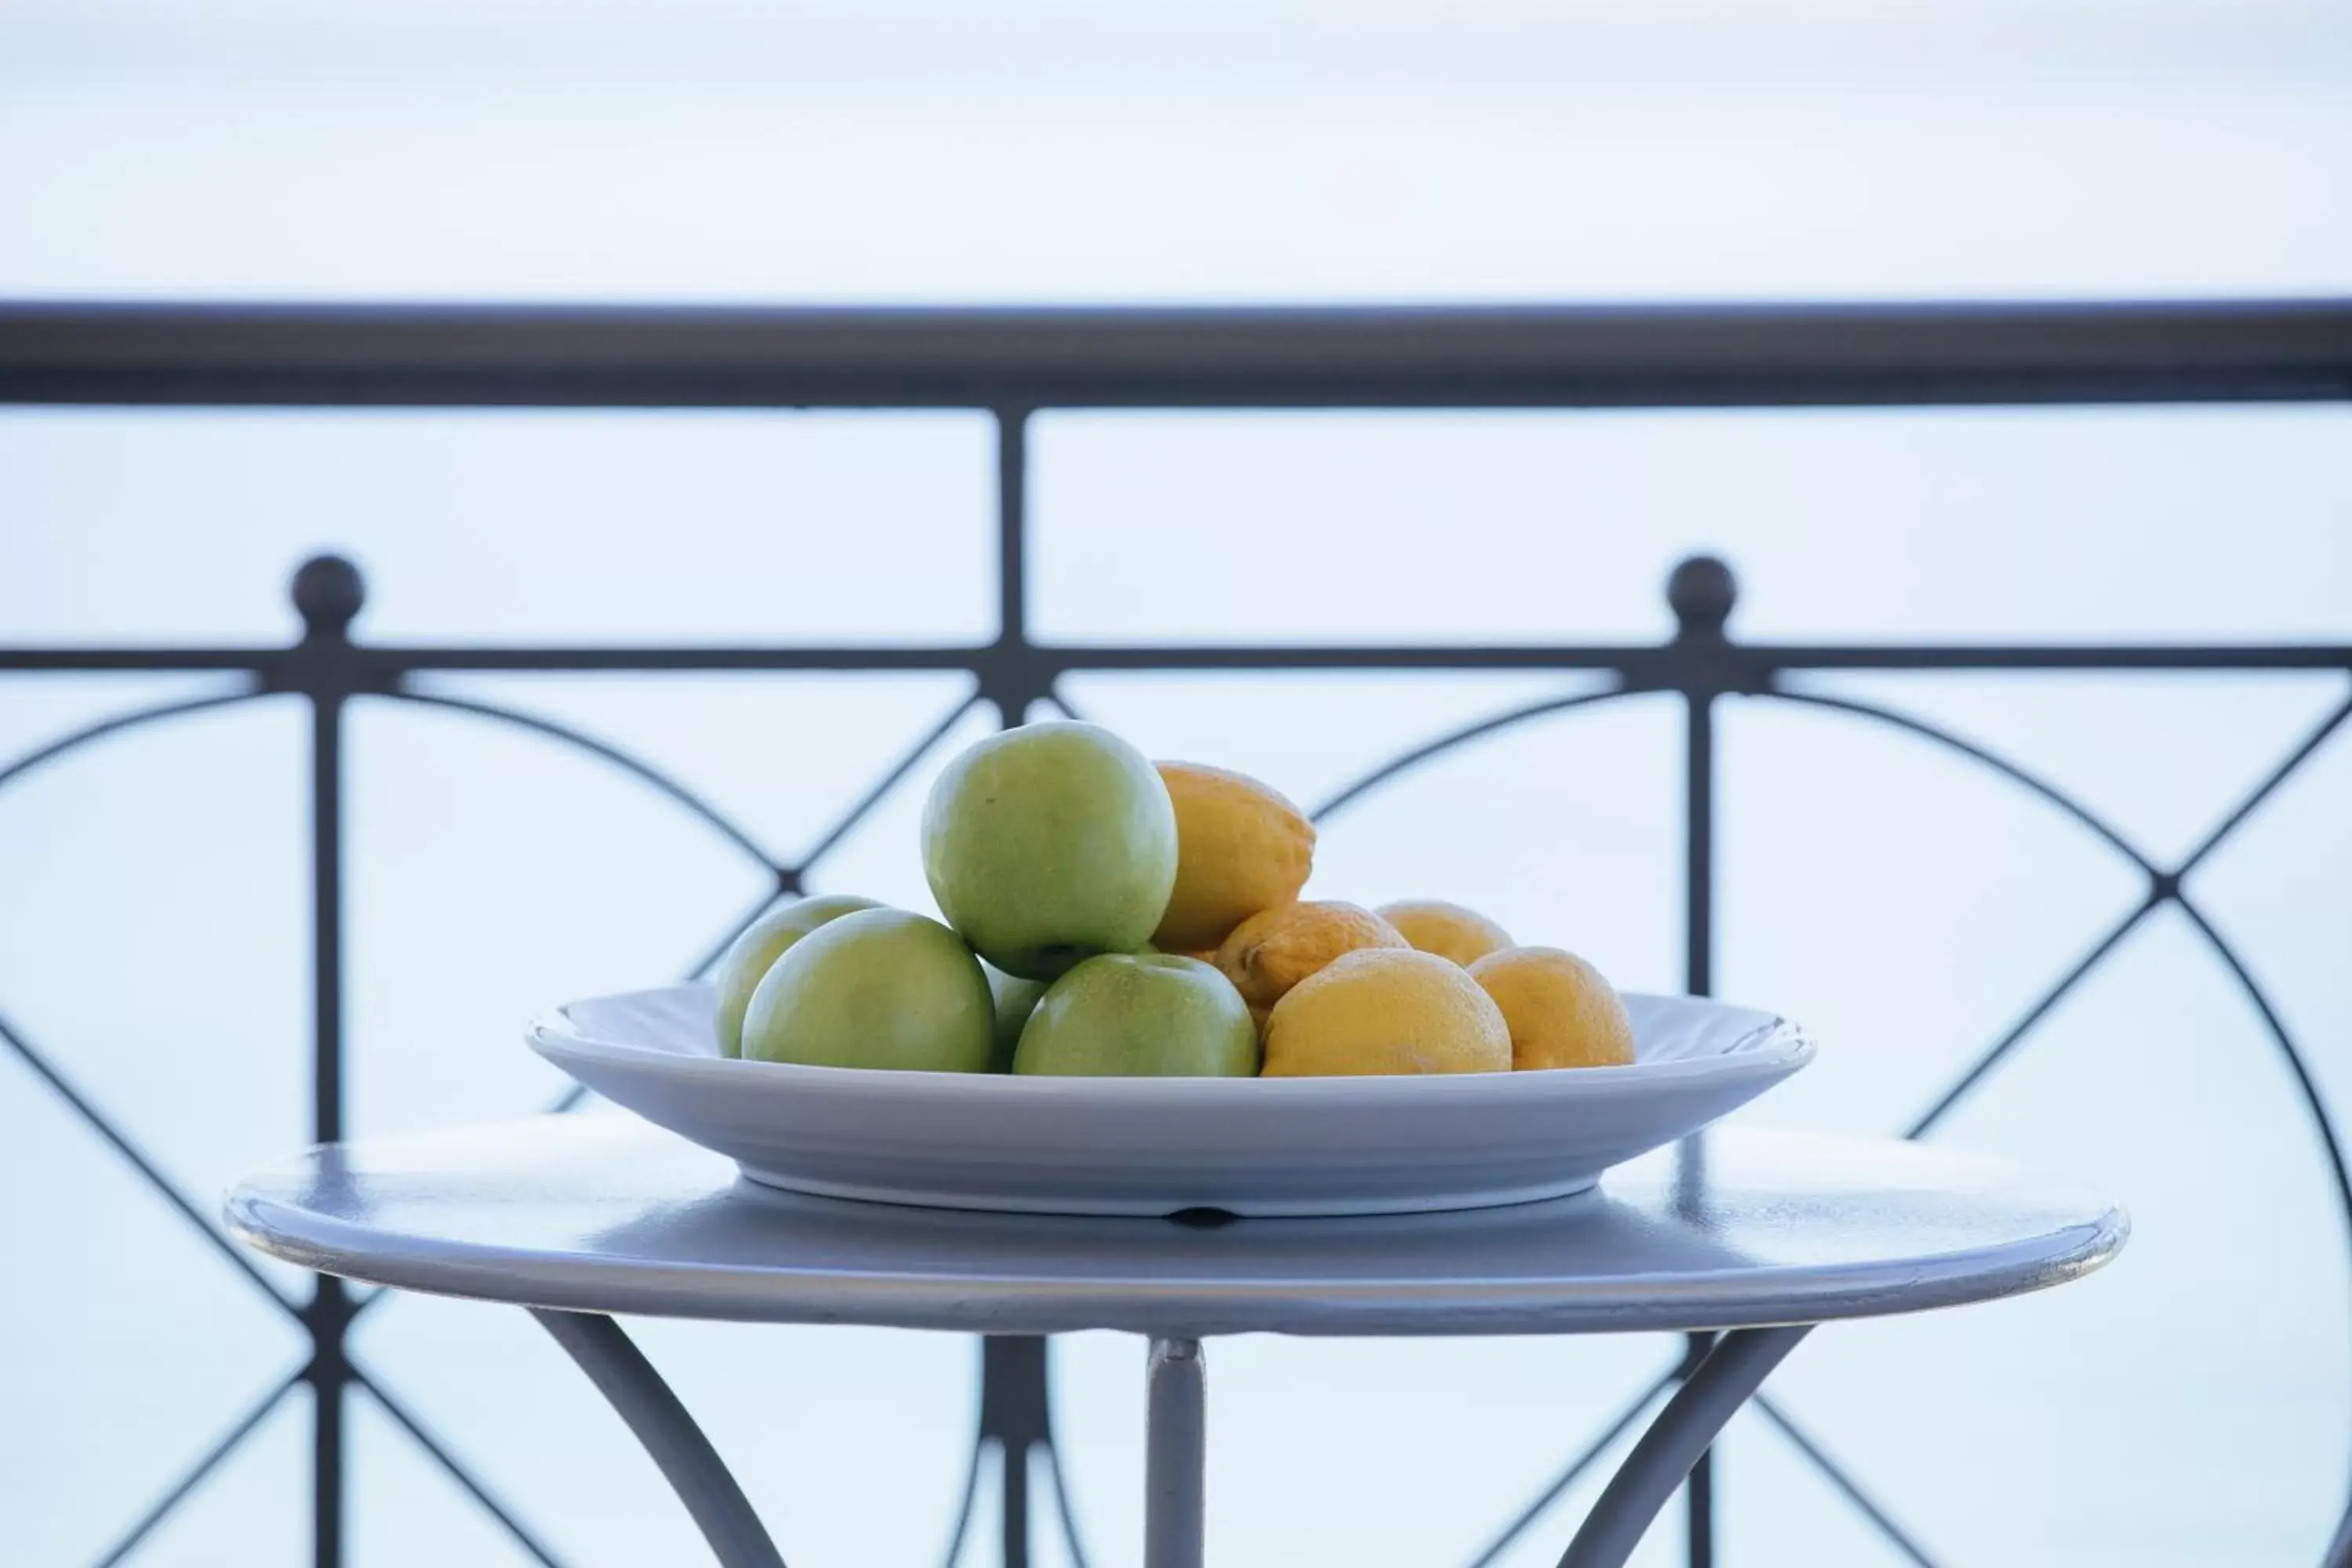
[528,985,1813,1218]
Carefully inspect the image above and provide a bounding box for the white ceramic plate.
[528,985,1813,1217]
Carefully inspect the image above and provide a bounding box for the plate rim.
[527,983,1817,1102]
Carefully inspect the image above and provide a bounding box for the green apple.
[982,961,1049,1073]
[710,894,880,1057]
[742,907,993,1073]
[922,721,1178,981]
[988,947,1158,1068]
[1013,953,1259,1077]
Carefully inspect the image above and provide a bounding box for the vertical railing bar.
[1686,688,1714,1002]
[310,681,347,1568]
[1002,1434,1030,1568]
[1682,680,1716,1568]
[1668,557,1735,1568]
[311,688,344,1171]
[999,408,1028,655]
[991,405,1040,1568]
[294,557,364,1568]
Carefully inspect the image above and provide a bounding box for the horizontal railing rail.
[5,299,2352,407]
[5,642,2350,676]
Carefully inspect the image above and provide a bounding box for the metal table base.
[531,1310,1808,1568]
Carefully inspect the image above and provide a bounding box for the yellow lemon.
[1151,762,1316,953]
[1376,899,1514,967]
[1214,899,1409,1013]
[1262,948,1512,1076]
[1468,946,1635,1070]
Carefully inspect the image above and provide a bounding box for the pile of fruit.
[713,722,1635,1079]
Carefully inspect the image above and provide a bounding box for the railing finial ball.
[1667,554,1737,636]
[292,554,365,640]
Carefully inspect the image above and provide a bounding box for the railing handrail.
[5,299,2352,407]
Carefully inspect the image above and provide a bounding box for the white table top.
[227,1115,2125,1338]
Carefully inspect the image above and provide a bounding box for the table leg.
[531,1308,789,1568]
[1555,1325,1812,1568]
[1144,1338,1206,1568]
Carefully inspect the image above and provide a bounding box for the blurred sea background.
[4,3,2350,1564]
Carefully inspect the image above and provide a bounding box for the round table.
[227,1114,2124,1568]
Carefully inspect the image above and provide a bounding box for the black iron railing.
[4,301,2350,1568]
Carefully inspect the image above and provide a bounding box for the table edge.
[225,1186,2129,1339]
